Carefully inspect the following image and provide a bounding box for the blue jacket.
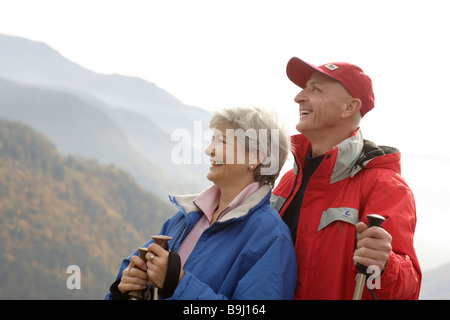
[105,185,297,300]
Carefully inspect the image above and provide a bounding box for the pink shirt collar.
[178,182,261,267]
[193,182,260,223]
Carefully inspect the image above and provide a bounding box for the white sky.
[1,0,449,271]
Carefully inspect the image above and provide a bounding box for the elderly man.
[272,57,422,299]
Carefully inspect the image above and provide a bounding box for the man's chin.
[296,121,305,133]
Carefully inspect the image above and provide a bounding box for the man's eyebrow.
[306,80,321,87]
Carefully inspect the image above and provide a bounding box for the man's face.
[294,72,353,136]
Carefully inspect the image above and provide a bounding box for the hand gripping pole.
[352,214,385,300]
[128,235,172,300]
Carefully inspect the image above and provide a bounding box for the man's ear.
[342,98,362,119]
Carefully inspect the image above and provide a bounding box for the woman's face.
[204,125,254,188]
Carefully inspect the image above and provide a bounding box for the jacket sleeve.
[360,179,422,300]
[168,232,297,300]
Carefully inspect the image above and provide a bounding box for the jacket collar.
[170,184,271,222]
[290,129,401,183]
[332,129,364,183]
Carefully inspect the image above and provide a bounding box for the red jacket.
[272,129,421,299]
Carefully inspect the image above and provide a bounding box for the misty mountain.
[419,262,450,299]
[0,33,211,196]
[0,33,211,134]
[0,77,201,198]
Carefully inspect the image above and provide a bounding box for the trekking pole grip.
[366,214,385,228]
[355,214,385,274]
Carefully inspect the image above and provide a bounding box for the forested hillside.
[0,119,176,299]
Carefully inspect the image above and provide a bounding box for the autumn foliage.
[0,119,175,299]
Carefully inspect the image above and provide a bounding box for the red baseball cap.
[286,57,375,117]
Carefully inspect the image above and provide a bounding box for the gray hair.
[209,106,290,188]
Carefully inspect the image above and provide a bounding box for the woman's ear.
[248,150,263,168]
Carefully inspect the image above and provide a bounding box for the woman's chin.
[206,171,217,183]
[207,166,226,183]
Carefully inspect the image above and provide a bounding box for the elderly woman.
[106,106,297,300]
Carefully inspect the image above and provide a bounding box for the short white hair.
[209,106,290,188]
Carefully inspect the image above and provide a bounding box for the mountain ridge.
[0,76,200,198]
[0,33,211,195]
[419,262,450,299]
[0,33,211,134]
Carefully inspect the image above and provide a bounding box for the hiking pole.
[128,247,151,300]
[128,235,172,300]
[149,235,172,300]
[352,214,385,300]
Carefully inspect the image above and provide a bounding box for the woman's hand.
[146,243,184,289]
[118,255,149,294]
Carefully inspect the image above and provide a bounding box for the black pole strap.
[158,250,181,298]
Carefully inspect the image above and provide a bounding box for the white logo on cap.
[324,63,339,71]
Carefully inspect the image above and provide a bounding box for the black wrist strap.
[158,250,181,298]
[109,278,131,300]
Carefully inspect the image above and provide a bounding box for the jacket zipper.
[170,224,187,252]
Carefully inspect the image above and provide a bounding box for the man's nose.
[294,90,307,104]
